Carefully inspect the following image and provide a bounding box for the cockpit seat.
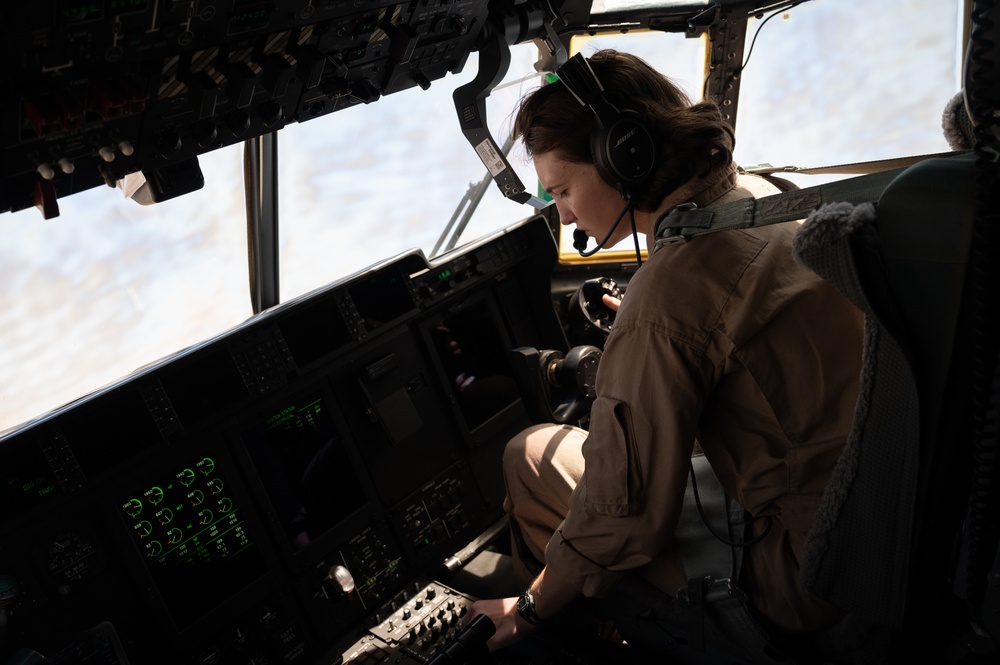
[792,148,998,663]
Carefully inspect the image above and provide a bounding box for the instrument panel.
[0,215,565,664]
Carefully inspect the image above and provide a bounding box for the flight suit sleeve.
[544,322,714,597]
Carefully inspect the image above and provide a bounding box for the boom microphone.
[572,200,632,257]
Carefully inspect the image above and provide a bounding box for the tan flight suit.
[504,165,864,635]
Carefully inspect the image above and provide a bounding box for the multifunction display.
[241,392,368,552]
[118,454,268,631]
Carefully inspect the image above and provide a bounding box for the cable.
[573,198,634,257]
[629,206,643,266]
[688,459,772,548]
[741,3,800,71]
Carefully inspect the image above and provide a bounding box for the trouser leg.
[502,423,586,587]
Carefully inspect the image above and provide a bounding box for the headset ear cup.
[591,111,657,198]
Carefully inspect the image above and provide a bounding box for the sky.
[0,0,964,433]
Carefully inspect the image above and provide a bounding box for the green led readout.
[108,0,148,13]
[230,1,272,30]
[11,475,57,499]
[265,398,323,430]
[120,456,252,563]
[57,0,103,23]
[366,559,401,588]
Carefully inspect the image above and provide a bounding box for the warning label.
[475,140,507,177]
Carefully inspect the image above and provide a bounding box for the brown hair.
[513,49,735,211]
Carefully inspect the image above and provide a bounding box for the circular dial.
[123,498,143,518]
[177,468,196,487]
[145,486,165,505]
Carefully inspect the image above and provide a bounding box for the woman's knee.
[504,423,556,467]
[503,423,583,477]
[503,423,587,500]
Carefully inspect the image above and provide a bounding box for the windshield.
[0,0,964,433]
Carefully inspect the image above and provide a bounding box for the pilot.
[463,49,866,662]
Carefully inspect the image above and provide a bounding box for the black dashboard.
[0,216,567,664]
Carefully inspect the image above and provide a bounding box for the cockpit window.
[733,0,963,178]
[277,42,546,301]
[0,147,251,434]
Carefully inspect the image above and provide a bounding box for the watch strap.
[517,588,544,626]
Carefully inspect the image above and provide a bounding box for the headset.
[555,53,657,258]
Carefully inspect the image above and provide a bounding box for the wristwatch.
[516,588,544,626]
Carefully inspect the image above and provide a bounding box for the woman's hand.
[602,293,621,311]
[461,596,536,652]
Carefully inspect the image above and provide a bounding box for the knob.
[328,564,355,593]
[226,110,251,137]
[192,120,218,147]
[413,72,431,91]
[350,79,380,104]
[156,132,182,159]
[257,101,283,128]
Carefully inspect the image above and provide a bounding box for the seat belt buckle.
[653,202,698,249]
[656,233,689,246]
[676,577,748,605]
[703,577,748,604]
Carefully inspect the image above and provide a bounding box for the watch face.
[517,590,538,625]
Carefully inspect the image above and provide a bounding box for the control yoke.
[510,345,602,425]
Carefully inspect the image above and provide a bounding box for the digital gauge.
[44,527,101,584]
[116,453,268,631]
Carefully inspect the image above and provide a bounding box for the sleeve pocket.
[580,397,644,517]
